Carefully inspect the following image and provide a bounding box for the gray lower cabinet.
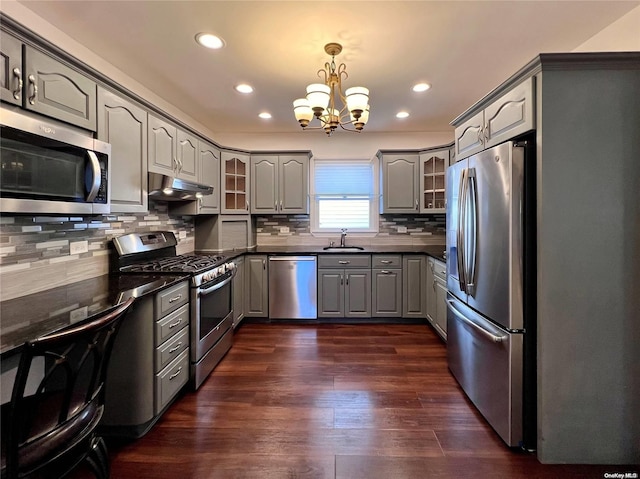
[232,255,245,327]
[245,255,268,317]
[318,255,371,319]
[97,87,148,213]
[402,255,427,319]
[372,255,402,317]
[102,280,189,438]
[427,257,447,340]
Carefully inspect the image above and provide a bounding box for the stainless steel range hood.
[148,172,213,201]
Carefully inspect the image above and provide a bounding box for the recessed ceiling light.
[396,111,410,119]
[259,112,272,119]
[235,84,254,94]
[412,82,431,92]
[195,33,225,49]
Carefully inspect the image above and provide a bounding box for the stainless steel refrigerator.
[446,140,536,449]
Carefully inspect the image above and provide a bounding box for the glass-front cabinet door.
[221,151,249,214]
[419,148,449,213]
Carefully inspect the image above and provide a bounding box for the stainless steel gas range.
[111,231,235,389]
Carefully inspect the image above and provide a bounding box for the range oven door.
[191,273,233,363]
[447,293,523,447]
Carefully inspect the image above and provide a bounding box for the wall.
[573,4,640,52]
[0,202,195,301]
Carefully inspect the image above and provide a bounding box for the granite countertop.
[0,273,188,356]
[222,245,447,262]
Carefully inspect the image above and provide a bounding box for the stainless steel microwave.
[0,107,111,215]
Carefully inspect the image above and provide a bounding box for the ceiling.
[16,1,638,135]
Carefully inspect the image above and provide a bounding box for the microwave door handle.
[85,150,102,202]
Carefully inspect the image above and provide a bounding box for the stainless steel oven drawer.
[155,303,189,345]
[192,327,233,389]
[155,281,189,318]
[206,313,233,349]
[155,326,189,372]
[155,349,189,414]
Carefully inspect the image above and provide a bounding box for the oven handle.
[198,272,234,297]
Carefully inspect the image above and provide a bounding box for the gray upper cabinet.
[402,255,427,319]
[419,148,450,213]
[250,154,308,214]
[197,140,220,214]
[23,45,97,131]
[148,114,177,175]
[455,77,534,160]
[379,153,420,214]
[97,87,148,213]
[176,129,198,182]
[1,31,22,106]
[221,151,250,214]
[148,114,198,181]
[245,255,268,317]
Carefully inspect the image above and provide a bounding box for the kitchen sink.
[322,246,365,252]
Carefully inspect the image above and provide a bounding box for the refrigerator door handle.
[466,168,478,296]
[447,299,507,343]
[457,168,468,292]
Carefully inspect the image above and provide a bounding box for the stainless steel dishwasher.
[268,256,317,319]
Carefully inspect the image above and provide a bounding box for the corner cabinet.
[97,87,148,213]
[250,154,309,214]
[455,77,534,160]
[148,114,198,182]
[419,149,450,213]
[379,153,420,213]
[221,151,250,214]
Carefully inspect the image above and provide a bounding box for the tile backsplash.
[0,201,194,301]
[255,214,445,246]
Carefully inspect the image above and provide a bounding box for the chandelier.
[293,43,370,136]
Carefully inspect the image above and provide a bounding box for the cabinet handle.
[198,198,203,210]
[28,74,37,105]
[263,259,266,270]
[246,200,249,211]
[169,342,183,354]
[433,279,437,291]
[338,260,350,265]
[12,68,22,100]
[168,294,182,303]
[340,274,343,285]
[169,367,183,380]
[484,122,489,142]
[477,128,484,145]
[280,200,283,210]
[275,201,278,210]
[168,318,183,329]
[381,270,391,274]
[381,260,392,264]
[415,199,419,210]
[346,274,349,286]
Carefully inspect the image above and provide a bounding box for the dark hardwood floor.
[102,323,629,478]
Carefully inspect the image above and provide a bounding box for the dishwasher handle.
[268,256,317,262]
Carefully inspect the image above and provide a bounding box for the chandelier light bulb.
[345,87,369,118]
[306,83,331,114]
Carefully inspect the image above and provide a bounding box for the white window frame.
[310,157,379,235]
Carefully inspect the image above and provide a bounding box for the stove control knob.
[227,262,235,271]
[217,265,226,275]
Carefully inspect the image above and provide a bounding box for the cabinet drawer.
[155,281,189,319]
[372,255,402,268]
[155,326,189,372]
[155,349,189,415]
[433,260,447,279]
[318,255,371,269]
[155,303,189,345]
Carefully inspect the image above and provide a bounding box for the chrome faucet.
[340,229,347,247]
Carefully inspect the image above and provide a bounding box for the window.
[311,159,378,233]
